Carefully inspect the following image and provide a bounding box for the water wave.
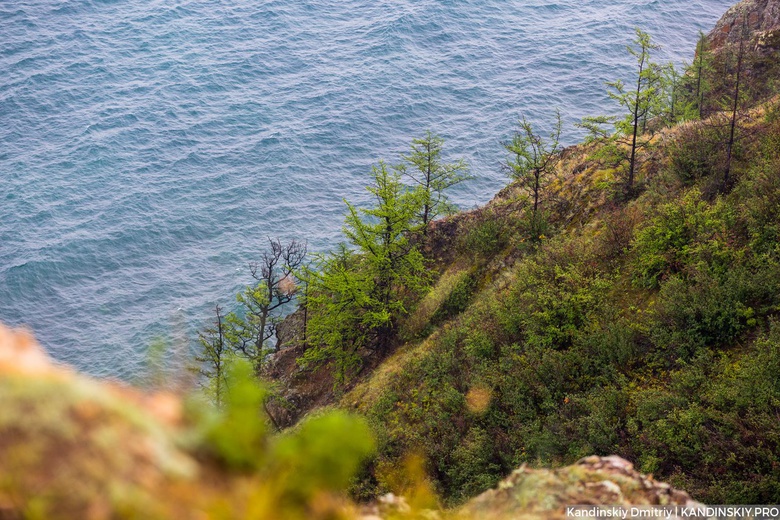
[0,0,734,379]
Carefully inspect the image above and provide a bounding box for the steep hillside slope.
[267,0,780,505]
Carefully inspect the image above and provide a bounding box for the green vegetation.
[299,162,431,383]
[191,16,780,511]
[193,305,230,408]
[199,358,376,516]
[0,340,377,520]
[690,31,714,119]
[193,239,307,406]
[226,239,307,366]
[346,95,780,504]
[503,110,562,240]
[579,29,664,194]
[196,133,469,389]
[398,130,472,231]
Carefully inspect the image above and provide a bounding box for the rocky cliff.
[707,0,780,48]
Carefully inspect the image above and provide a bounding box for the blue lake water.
[1,0,734,380]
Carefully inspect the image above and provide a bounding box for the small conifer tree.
[578,28,663,195]
[503,110,562,240]
[301,163,429,383]
[397,131,471,233]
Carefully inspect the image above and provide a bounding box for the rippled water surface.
[1,0,734,379]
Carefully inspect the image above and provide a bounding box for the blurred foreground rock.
[0,323,204,519]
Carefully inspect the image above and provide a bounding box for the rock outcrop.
[707,0,780,49]
[0,324,207,519]
[458,456,702,520]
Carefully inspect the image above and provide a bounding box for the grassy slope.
[338,93,780,504]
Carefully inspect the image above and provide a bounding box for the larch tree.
[660,61,698,125]
[225,238,307,368]
[300,163,429,383]
[503,110,562,240]
[722,14,749,191]
[193,305,230,408]
[341,162,428,353]
[690,31,714,119]
[578,28,663,195]
[397,131,471,234]
[297,245,372,385]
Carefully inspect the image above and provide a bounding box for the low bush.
[666,122,725,185]
[632,188,736,288]
[460,216,507,258]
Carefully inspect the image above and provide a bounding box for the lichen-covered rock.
[707,0,780,49]
[456,456,702,520]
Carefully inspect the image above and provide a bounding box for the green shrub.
[650,270,752,361]
[269,411,376,501]
[565,385,629,457]
[506,258,611,351]
[463,329,496,362]
[632,188,736,288]
[445,426,503,502]
[460,217,506,258]
[204,358,270,469]
[578,315,644,373]
[648,248,780,363]
[628,325,780,502]
[191,358,377,517]
[667,122,725,184]
[735,106,780,253]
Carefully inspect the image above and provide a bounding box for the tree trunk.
[696,56,704,119]
[628,86,641,190]
[215,307,224,409]
[724,20,745,190]
[422,141,433,233]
